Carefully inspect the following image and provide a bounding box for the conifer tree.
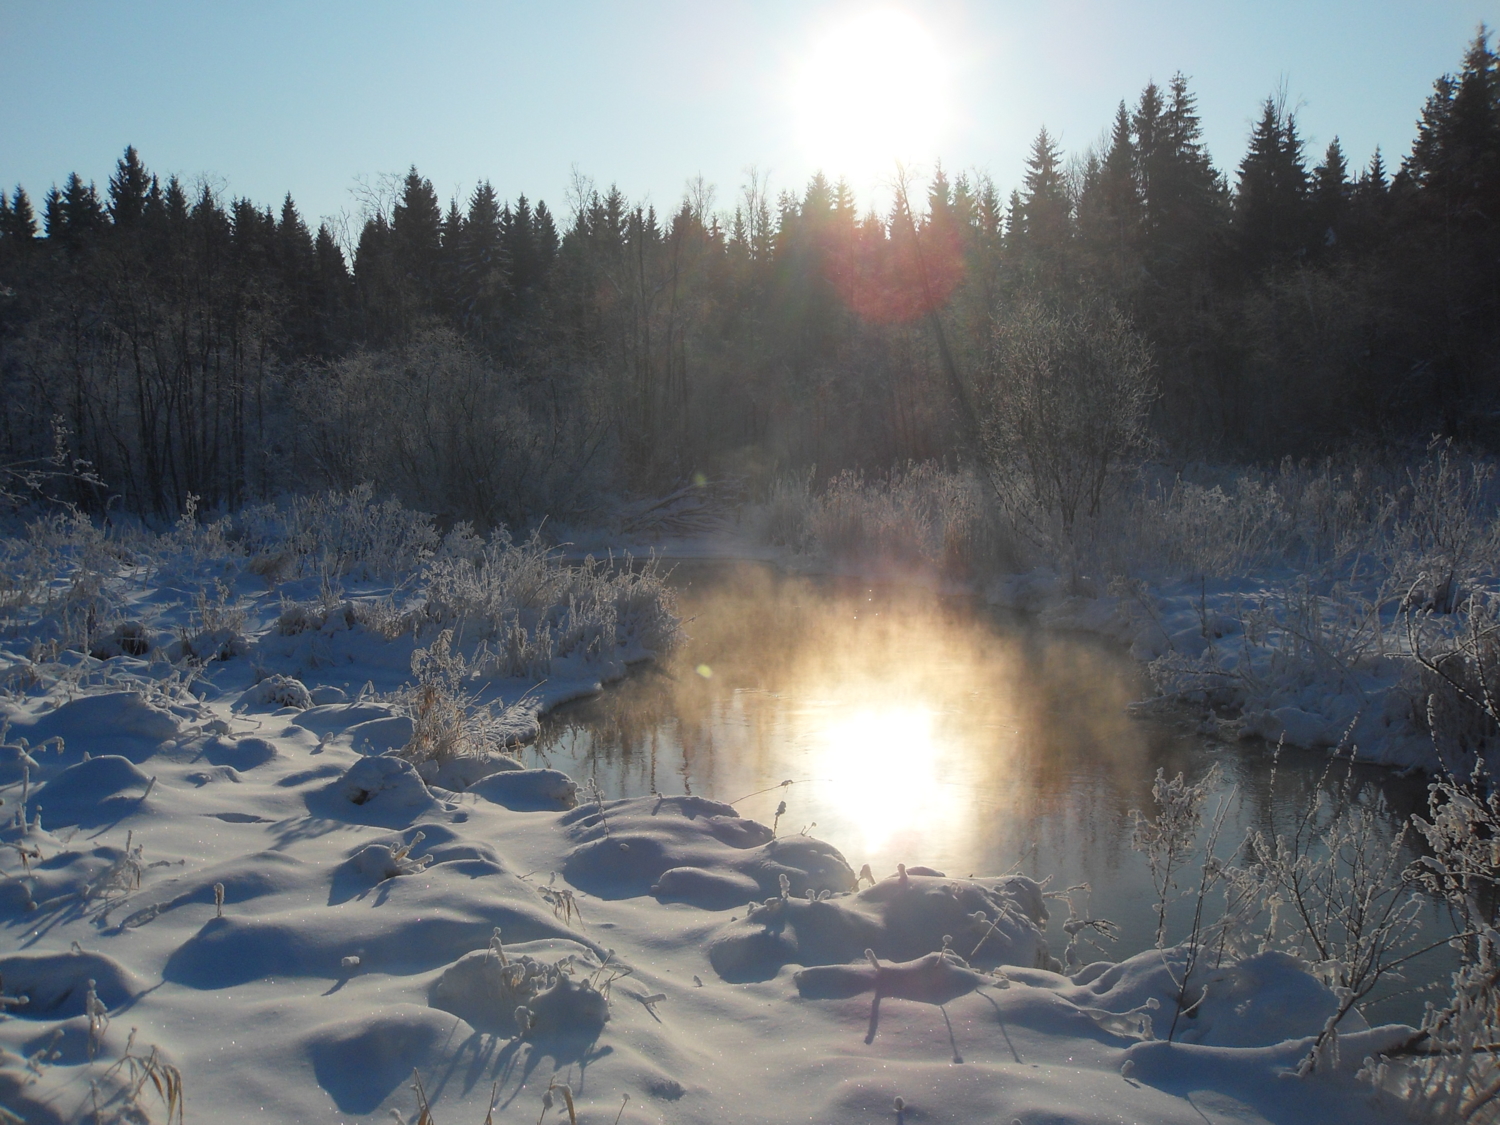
[108,145,152,228]
[1,187,38,240]
[533,201,559,270]
[455,180,507,342]
[1236,95,1311,269]
[54,173,105,244]
[1018,127,1070,252]
[390,166,443,313]
[1312,137,1349,247]
[1099,101,1141,255]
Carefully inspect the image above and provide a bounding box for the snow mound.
[0,950,142,1018]
[795,949,996,1004]
[345,715,415,754]
[289,701,398,736]
[109,851,307,930]
[414,750,523,791]
[469,767,578,810]
[247,674,313,710]
[312,753,441,825]
[429,938,608,1037]
[28,754,155,827]
[708,871,1053,982]
[200,734,278,771]
[1064,948,1367,1048]
[561,794,856,903]
[287,702,417,753]
[165,848,596,987]
[529,973,611,1038]
[305,1006,457,1114]
[328,824,509,903]
[26,691,181,751]
[0,835,140,914]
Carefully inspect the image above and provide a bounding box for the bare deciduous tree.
[978,296,1156,547]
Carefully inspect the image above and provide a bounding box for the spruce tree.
[107,145,152,228]
[161,176,189,226]
[1018,126,1070,255]
[59,173,105,243]
[1236,95,1311,269]
[390,166,443,317]
[1,187,37,240]
[533,201,559,270]
[1101,101,1141,249]
[1312,137,1349,247]
[455,180,507,342]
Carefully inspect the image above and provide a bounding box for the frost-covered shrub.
[1381,774,1500,1119]
[1384,442,1500,614]
[978,297,1156,538]
[296,330,610,529]
[763,463,1015,578]
[1126,759,1430,1061]
[419,532,678,673]
[394,629,536,765]
[1409,596,1500,769]
[159,492,235,566]
[429,936,613,1038]
[0,511,132,662]
[248,674,313,710]
[235,484,463,582]
[171,580,248,663]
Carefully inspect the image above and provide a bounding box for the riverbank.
[741,454,1500,776]
[0,496,1444,1123]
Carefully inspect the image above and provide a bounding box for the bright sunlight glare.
[792,8,949,187]
[817,704,944,853]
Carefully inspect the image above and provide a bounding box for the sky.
[2,0,1498,239]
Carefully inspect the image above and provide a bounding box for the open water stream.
[527,560,1451,1022]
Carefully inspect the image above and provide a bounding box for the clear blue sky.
[2,1,1496,237]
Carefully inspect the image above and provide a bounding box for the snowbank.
[0,673,1418,1124]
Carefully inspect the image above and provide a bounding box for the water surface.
[530,561,1446,1018]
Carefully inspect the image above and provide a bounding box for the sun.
[792,8,950,186]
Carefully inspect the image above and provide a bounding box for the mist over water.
[530,561,1447,1020]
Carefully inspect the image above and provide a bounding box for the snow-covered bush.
[394,629,537,766]
[235,484,462,582]
[418,532,679,673]
[171,579,248,663]
[1124,754,1439,1066]
[248,674,313,710]
[762,462,1016,578]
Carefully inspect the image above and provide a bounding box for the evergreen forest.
[3,31,1500,527]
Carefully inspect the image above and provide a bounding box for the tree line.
[1,30,1497,525]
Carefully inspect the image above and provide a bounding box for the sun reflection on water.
[815,704,945,853]
[532,561,1445,1023]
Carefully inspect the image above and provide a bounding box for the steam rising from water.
[533,566,1441,1020]
[537,561,1170,879]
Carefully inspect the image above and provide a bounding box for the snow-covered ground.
[0,505,1433,1123]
